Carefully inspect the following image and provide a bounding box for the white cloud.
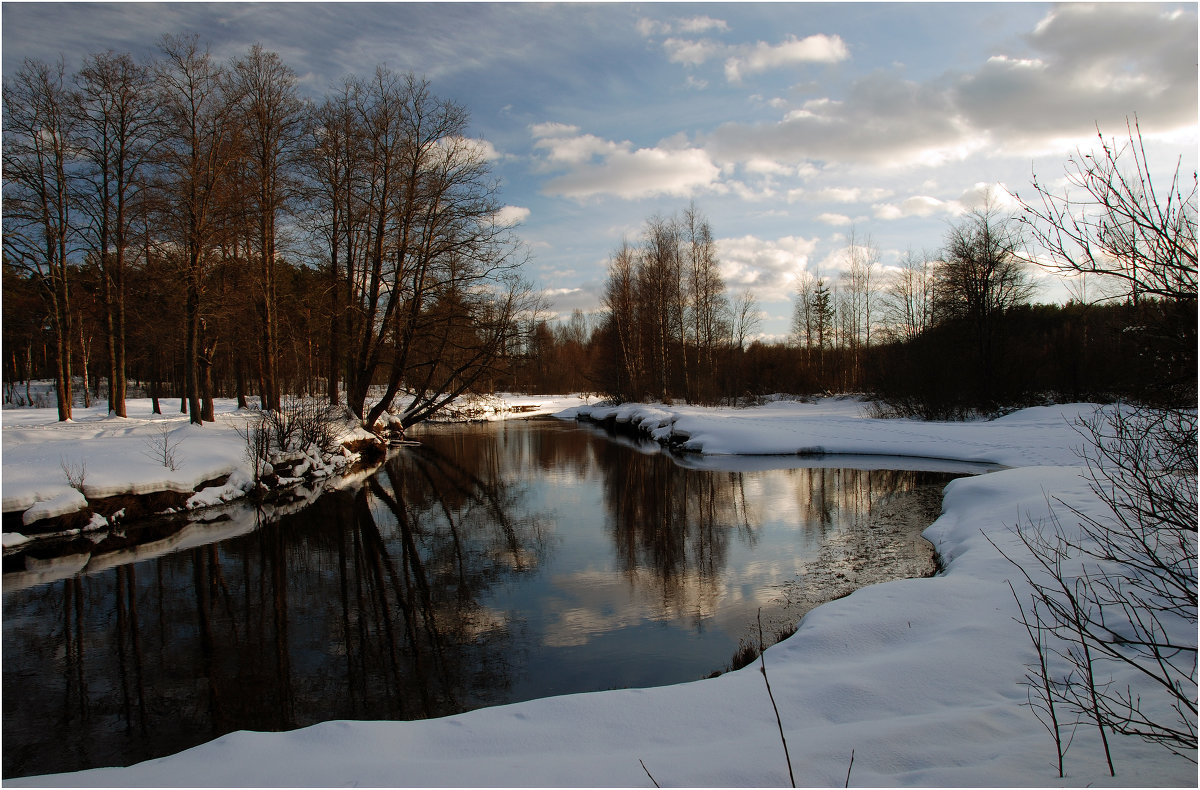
[677,15,730,35]
[534,131,622,166]
[532,125,720,201]
[955,3,1196,147]
[797,186,894,204]
[716,234,819,303]
[664,37,724,67]
[724,34,850,82]
[816,212,853,226]
[872,195,950,221]
[529,121,580,139]
[494,205,531,226]
[540,285,604,319]
[955,182,1019,213]
[870,181,1018,221]
[705,4,1195,171]
[637,14,729,39]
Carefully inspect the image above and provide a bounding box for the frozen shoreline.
[5,396,1195,786]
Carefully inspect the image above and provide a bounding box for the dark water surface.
[2,419,986,779]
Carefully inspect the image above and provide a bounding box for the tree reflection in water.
[3,438,548,779]
[3,421,972,780]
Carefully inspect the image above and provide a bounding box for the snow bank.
[10,397,1193,787]
[19,488,88,525]
[565,398,1095,467]
[3,395,588,520]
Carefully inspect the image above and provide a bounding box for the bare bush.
[59,457,86,492]
[994,404,1197,773]
[142,423,183,470]
[234,413,272,482]
[236,397,345,482]
[259,396,343,456]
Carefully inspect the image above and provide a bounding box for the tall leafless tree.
[231,44,305,412]
[3,58,78,421]
[683,202,728,403]
[72,50,161,417]
[154,34,242,424]
[880,249,935,343]
[934,198,1035,400]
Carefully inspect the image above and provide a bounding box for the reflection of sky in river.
[3,419,972,780]
[449,424,970,697]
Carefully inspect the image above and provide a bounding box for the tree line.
[3,35,532,429]
[518,124,1195,415]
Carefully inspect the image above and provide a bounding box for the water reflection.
[3,421,976,779]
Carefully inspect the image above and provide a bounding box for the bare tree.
[791,269,817,349]
[731,289,760,351]
[934,197,1035,400]
[72,50,161,417]
[683,202,728,403]
[305,81,363,407]
[2,58,77,421]
[155,34,242,424]
[880,249,935,343]
[231,44,305,412]
[328,69,529,431]
[639,214,684,401]
[601,240,642,401]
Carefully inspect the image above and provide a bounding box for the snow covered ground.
[6,396,1195,786]
[1,393,590,533]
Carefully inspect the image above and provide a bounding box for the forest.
[3,37,1196,427]
[4,37,532,431]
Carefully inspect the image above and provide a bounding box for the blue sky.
[4,2,1197,338]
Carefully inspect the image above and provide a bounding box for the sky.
[3,1,1197,339]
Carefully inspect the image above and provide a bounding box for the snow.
[561,396,1100,467]
[2,531,31,548]
[19,488,88,525]
[5,395,1195,787]
[2,394,589,523]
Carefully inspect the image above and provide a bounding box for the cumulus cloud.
[872,195,950,221]
[724,34,850,82]
[794,186,894,204]
[974,3,1198,142]
[816,212,853,226]
[704,4,1195,171]
[871,182,1018,221]
[717,234,819,303]
[494,205,531,226]
[532,124,720,201]
[708,70,970,168]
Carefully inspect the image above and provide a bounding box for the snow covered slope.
[8,398,1194,786]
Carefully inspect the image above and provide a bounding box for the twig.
[844,749,855,787]
[759,609,796,788]
[639,758,660,788]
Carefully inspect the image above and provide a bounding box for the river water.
[2,419,991,779]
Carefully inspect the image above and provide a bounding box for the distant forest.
[3,37,1195,426]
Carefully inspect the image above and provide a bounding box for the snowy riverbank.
[6,397,1195,786]
[2,393,590,541]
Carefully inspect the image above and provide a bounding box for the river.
[2,418,993,779]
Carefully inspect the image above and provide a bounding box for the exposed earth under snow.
[4,395,1195,786]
